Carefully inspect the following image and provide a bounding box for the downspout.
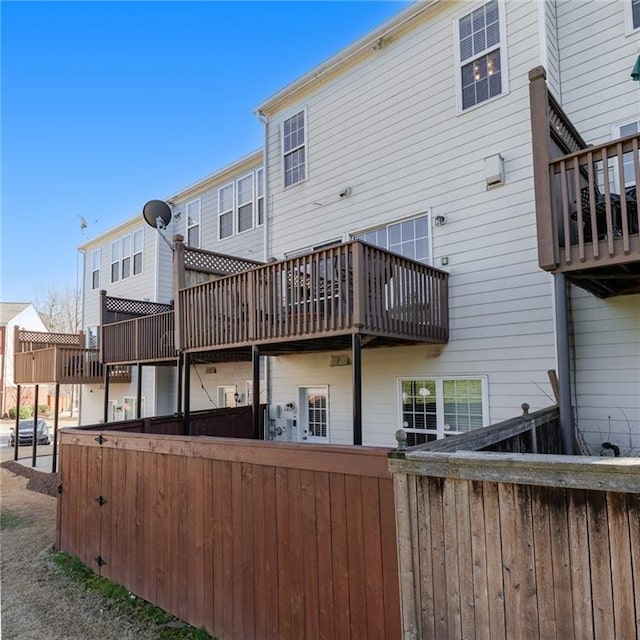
[554,273,575,454]
[258,110,271,418]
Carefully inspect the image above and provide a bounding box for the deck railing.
[102,310,176,364]
[14,348,131,384]
[179,241,448,352]
[529,67,640,277]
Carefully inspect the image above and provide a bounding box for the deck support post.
[352,333,362,445]
[183,352,191,436]
[176,353,183,414]
[136,363,143,419]
[52,383,60,473]
[31,385,39,468]
[103,365,110,423]
[252,346,261,439]
[555,273,576,454]
[13,385,21,461]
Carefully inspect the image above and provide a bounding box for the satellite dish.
[142,200,172,230]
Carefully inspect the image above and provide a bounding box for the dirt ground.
[0,444,161,640]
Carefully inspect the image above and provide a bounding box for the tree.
[36,283,80,334]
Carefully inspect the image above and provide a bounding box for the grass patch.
[0,510,28,530]
[52,552,214,639]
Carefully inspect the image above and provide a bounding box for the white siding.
[541,0,561,98]
[265,1,556,442]
[189,362,261,411]
[556,0,640,142]
[570,291,640,456]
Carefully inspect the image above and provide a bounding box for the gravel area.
[0,447,162,640]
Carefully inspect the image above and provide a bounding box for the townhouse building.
[79,150,264,424]
[80,0,639,455]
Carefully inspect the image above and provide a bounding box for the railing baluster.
[572,156,585,261]
[601,146,615,256]
[617,142,630,253]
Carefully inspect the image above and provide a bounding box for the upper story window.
[219,183,234,240]
[631,0,640,29]
[354,213,431,264]
[110,229,143,284]
[283,110,306,187]
[186,199,201,248]
[237,174,254,233]
[110,241,120,283]
[217,168,263,239]
[91,249,100,290]
[257,168,265,226]
[457,1,505,111]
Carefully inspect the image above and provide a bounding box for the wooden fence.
[390,408,640,639]
[57,431,401,640]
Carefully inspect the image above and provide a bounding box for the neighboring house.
[0,302,48,416]
[79,150,264,424]
[82,1,639,454]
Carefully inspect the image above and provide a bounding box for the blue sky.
[1,0,409,305]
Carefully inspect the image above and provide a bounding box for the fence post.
[173,235,185,351]
[522,402,538,453]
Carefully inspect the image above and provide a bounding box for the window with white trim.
[283,110,306,187]
[218,385,237,408]
[237,174,254,233]
[123,396,145,420]
[133,229,143,275]
[122,234,132,279]
[110,230,144,283]
[632,0,640,29]
[399,377,487,445]
[354,213,431,264]
[218,183,234,239]
[186,199,201,248]
[257,168,265,226]
[91,249,100,290]
[457,1,503,111]
[615,121,640,188]
[110,241,120,283]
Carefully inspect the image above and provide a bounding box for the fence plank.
[468,481,491,640]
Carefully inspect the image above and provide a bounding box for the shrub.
[8,405,33,420]
[38,403,49,414]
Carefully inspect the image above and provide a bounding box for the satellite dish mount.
[142,200,174,251]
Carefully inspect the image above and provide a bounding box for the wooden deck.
[390,406,640,639]
[13,328,130,384]
[530,67,640,297]
[179,240,449,355]
[57,429,401,640]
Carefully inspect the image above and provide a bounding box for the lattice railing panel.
[16,330,82,351]
[184,247,262,275]
[105,296,172,317]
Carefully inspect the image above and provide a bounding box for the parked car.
[9,419,50,446]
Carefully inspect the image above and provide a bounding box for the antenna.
[142,200,174,251]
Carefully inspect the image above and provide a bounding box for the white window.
[186,199,201,248]
[626,0,640,30]
[133,229,143,275]
[399,377,488,445]
[91,249,100,290]
[237,174,254,233]
[218,183,234,239]
[110,241,120,283]
[123,396,145,420]
[257,168,265,226]
[354,213,431,264]
[456,1,505,111]
[218,385,237,408]
[283,110,306,187]
[614,121,640,188]
[121,234,132,279]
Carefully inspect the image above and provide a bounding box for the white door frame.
[298,385,329,443]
